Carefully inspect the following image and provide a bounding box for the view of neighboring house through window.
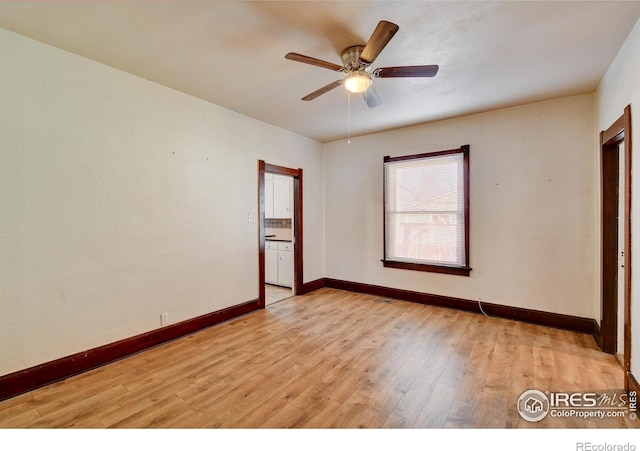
[383,145,470,276]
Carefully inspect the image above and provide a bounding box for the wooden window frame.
[382,145,471,276]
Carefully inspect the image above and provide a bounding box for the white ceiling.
[1,1,639,143]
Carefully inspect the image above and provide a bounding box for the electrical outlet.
[160,312,169,326]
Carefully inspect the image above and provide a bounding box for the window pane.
[390,213,463,265]
[393,156,461,212]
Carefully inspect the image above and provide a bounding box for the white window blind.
[384,150,467,269]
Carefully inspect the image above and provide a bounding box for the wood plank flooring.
[0,288,636,428]
[265,284,293,306]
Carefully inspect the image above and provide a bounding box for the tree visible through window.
[383,145,470,276]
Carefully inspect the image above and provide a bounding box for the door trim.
[258,161,303,308]
[600,105,632,390]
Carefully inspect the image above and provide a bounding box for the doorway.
[258,161,303,308]
[617,139,627,365]
[600,105,632,390]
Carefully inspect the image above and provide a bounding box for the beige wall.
[0,28,325,376]
[596,17,640,375]
[324,94,597,319]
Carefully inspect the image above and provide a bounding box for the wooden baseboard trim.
[593,320,602,349]
[0,299,260,402]
[323,278,597,335]
[298,278,326,295]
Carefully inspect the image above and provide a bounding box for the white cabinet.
[265,241,293,288]
[265,174,292,219]
[273,175,292,218]
[265,242,278,285]
[265,173,274,219]
[277,242,294,288]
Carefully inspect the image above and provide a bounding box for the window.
[383,145,470,276]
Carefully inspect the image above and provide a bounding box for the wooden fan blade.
[373,65,439,78]
[285,52,343,72]
[301,80,343,101]
[362,85,382,108]
[360,20,399,64]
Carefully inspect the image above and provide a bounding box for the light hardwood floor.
[0,288,636,428]
[265,284,293,306]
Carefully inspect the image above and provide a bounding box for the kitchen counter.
[265,228,292,242]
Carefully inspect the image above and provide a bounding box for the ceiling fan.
[285,20,439,108]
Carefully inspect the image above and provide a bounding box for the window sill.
[382,260,472,276]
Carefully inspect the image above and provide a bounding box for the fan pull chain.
[347,92,351,144]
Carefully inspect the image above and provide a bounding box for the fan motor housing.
[341,45,368,72]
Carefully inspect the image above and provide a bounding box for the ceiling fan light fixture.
[344,72,372,93]
[287,20,437,107]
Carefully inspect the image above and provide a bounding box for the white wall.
[324,94,597,318]
[0,28,324,377]
[596,18,640,375]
